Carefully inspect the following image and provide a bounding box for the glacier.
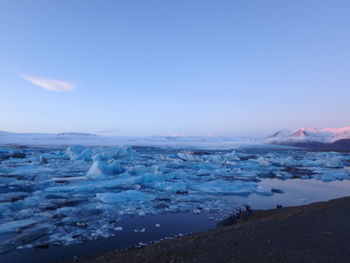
[0,145,349,253]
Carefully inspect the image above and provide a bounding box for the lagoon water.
[0,146,349,263]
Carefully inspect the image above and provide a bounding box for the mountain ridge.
[266,126,350,151]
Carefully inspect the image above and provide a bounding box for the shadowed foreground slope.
[75,197,350,263]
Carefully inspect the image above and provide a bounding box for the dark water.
[0,212,219,263]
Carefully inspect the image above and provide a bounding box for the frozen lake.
[0,145,349,262]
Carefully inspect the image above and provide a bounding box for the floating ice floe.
[0,218,41,234]
[190,180,258,195]
[134,228,146,233]
[96,190,155,203]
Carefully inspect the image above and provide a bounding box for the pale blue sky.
[0,0,349,136]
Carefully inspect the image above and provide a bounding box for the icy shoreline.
[72,196,350,263]
[0,145,349,256]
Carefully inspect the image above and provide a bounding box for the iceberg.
[86,160,126,180]
[86,161,111,179]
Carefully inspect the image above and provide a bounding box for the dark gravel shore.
[74,196,350,263]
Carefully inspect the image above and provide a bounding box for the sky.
[0,0,349,136]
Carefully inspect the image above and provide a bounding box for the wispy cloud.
[20,73,75,92]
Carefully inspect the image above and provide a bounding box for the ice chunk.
[304,152,345,168]
[127,165,147,176]
[86,161,111,179]
[0,148,26,160]
[38,154,49,164]
[141,172,177,184]
[77,149,93,161]
[138,211,146,216]
[315,174,335,182]
[86,160,125,180]
[313,168,350,181]
[190,180,257,195]
[66,145,86,160]
[0,218,40,234]
[152,182,188,193]
[268,151,346,169]
[254,188,273,196]
[45,175,143,192]
[92,146,139,161]
[0,226,49,253]
[0,192,30,203]
[178,151,201,162]
[254,157,270,166]
[65,145,93,161]
[134,228,146,233]
[321,156,344,168]
[96,190,155,203]
[108,160,126,175]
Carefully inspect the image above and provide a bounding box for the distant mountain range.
[0,131,257,149]
[266,127,350,150]
[1,128,349,151]
[56,132,99,137]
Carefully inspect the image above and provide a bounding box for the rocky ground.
[73,196,350,263]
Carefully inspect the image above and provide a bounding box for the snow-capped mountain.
[266,126,350,145]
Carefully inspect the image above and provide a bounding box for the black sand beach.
[74,196,350,263]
